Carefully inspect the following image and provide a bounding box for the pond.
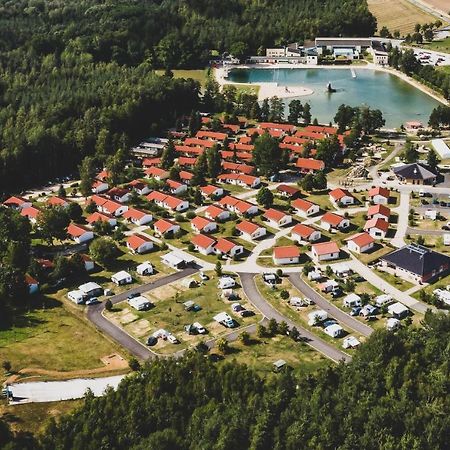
[228,67,442,128]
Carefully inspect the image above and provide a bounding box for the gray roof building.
[381,244,450,282]
[393,163,437,185]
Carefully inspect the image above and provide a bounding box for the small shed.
[273,359,287,372]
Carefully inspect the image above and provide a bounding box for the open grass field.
[415,36,450,54]
[368,0,438,35]
[155,69,209,86]
[0,295,124,385]
[218,335,329,377]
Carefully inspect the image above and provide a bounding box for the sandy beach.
[215,63,449,105]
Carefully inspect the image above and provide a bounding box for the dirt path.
[5,354,128,384]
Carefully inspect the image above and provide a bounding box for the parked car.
[231,303,244,312]
[303,297,315,305]
[193,322,206,334]
[199,272,209,281]
[331,289,342,298]
[86,297,99,305]
[127,292,140,300]
[240,309,254,317]
[146,336,157,346]
[350,306,362,316]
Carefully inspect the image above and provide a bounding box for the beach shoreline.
[214,63,448,106]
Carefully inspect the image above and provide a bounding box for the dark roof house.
[381,244,449,283]
[393,163,437,185]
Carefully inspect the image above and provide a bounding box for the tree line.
[2,311,449,449]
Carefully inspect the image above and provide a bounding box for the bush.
[2,360,12,373]
[280,289,289,300]
[188,243,195,252]
[276,269,283,277]
[278,321,289,335]
[257,324,267,338]
[186,211,195,219]
[239,331,251,345]
[129,358,141,371]
[105,299,113,311]
[268,318,278,336]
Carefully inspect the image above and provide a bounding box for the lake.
[228,67,441,128]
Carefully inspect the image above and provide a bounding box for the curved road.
[87,267,199,360]
[239,273,351,363]
[287,274,373,337]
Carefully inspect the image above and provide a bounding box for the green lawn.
[219,335,329,377]
[374,268,416,291]
[0,295,123,384]
[155,69,209,86]
[414,37,450,54]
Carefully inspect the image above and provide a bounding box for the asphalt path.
[407,226,449,236]
[287,274,374,337]
[86,267,198,360]
[239,273,351,363]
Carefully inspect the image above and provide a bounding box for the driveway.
[8,375,125,404]
[239,273,351,363]
[287,274,373,337]
[87,267,198,360]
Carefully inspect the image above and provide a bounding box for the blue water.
[228,68,441,128]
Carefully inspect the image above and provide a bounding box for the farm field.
[368,0,438,35]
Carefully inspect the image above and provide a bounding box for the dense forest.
[0,0,376,192]
[2,312,449,449]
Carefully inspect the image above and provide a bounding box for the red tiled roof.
[329,188,353,201]
[175,145,204,156]
[145,166,169,178]
[142,157,161,167]
[191,233,216,249]
[292,198,316,212]
[68,223,90,237]
[304,125,338,135]
[179,170,193,180]
[196,130,228,140]
[283,135,310,145]
[346,232,374,247]
[273,246,300,259]
[20,206,41,219]
[128,179,148,190]
[296,158,325,171]
[87,211,114,224]
[222,123,240,134]
[221,161,254,175]
[191,216,214,231]
[321,212,346,227]
[295,130,325,140]
[184,138,215,148]
[236,220,261,234]
[368,186,390,198]
[166,179,183,189]
[201,185,221,196]
[3,196,29,206]
[368,204,391,218]
[90,194,107,206]
[312,241,340,256]
[364,218,389,232]
[277,184,300,196]
[291,223,316,238]
[204,205,226,219]
[146,191,167,203]
[263,208,289,222]
[46,196,68,206]
[178,157,197,166]
[259,122,296,133]
[127,233,152,250]
[123,208,149,220]
[154,218,177,234]
[215,238,239,253]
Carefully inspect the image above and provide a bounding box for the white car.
[231,303,244,312]
[193,322,206,334]
[167,334,179,344]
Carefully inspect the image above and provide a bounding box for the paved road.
[8,375,125,404]
[239,273,351,363]
[287,274,373,337]
[407,226,449,236]
[87,267,199,360]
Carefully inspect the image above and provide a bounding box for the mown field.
[368,0,438,35]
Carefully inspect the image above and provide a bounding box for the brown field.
[421,0,449,13]
[368,0,439,35]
